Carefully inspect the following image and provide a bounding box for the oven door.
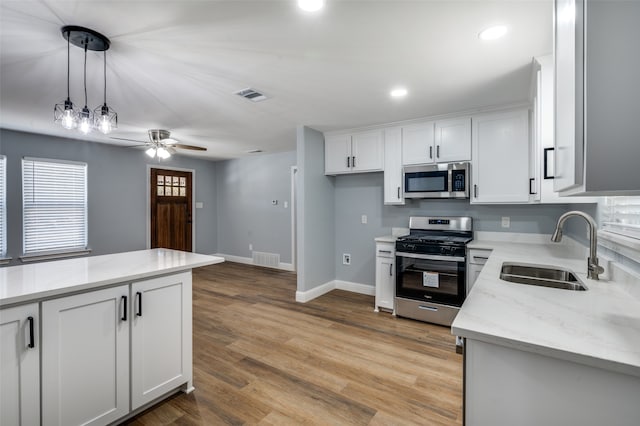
[395,252,466,306]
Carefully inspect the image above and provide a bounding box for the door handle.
[27,316,35,349]
[429,146,433,159]
[136,292,142,317]
[352,156,356,168]
[121,295,128,321]
[474,184,478,198]
[418,305,438,312]
[529,178,536,195]
[436,145,440,158]
[347,156,350,168]
[397,186,400,199]
[389,263,393,276]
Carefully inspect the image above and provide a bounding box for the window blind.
[0,156,6,256]
[602,196,640,240]
[22,158,87,255]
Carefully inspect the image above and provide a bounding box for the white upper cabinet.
[434,117,472,163]
[471,109,530,204]
[324,130,383,175]
[401,118,471,166]
[383,127,405,205]
[401,122,435,165]
[554,0,640,195]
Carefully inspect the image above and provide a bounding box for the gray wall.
[296,126,335,293]
[215,150,296,262]
[335,172,571,285]
[0,129,217,263]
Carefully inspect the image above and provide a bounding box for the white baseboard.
[296,279,374,303]
[213,253,295,272]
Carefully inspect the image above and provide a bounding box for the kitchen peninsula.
[0,248,223,426]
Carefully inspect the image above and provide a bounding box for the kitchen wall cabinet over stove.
[401,117,471,166]
[374,241,396,313]
[1,303,40,426]
[325,130,384,175]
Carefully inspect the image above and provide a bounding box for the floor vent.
[252,251,280,268]
[234,87,268,102]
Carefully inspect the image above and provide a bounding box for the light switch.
[361,215,367,224]
[501,216,510,228]
[284,201,288,208]
[195,202,204,209]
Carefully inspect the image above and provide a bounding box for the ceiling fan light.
[157,147,171,159]
[145,147,157,158]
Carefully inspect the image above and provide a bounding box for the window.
[0,156,6,257]
[22,158,88,256]
[602,196,640,240]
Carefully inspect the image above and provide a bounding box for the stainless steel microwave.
[403,162,470,199]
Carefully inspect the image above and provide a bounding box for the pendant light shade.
[54,26,117,135]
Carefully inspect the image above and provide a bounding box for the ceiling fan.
[111,129,207,159]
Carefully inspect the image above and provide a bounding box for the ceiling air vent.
[234,87,268,102]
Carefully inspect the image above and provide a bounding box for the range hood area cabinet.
[402,117,472,166]
[554,0,640,196]
[324,130,384,175]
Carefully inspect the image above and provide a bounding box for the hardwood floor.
[125,262,463,425]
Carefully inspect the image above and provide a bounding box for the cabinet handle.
[121,295,128,321]
[27,316,35,349]
[473,256,489,261]
[347,157,350,168]
[136,292,142,317]
[474,184,478,198]
[378,250,392,254]
[389,263,393,276]
[529,178,537,195]
[429,146,433,159]
[352,156,356,168]
[397,186,401,199]
[436,145,440,158]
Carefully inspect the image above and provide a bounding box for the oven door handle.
[396,252,466,262]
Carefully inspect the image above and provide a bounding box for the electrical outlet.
[361,215,367,224]
[249,243,253,251]
[501,216,510,228]
[343,253,351,265]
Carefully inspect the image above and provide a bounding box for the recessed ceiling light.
[390,88,408,98]
[298,0,324,12]
[478,25,508,41]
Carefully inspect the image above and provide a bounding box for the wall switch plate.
[272,200,278,205]
[195,202,204,209]
[284,201,288,208]
[501,216,511,228]
[361,215,367,224]
[249,243,253,251]
[343,253,351,265]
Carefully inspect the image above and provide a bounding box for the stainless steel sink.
[500,262,587,291]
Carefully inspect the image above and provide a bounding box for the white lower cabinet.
[374,242,395,313]
[131,273,192,410]
[42,285,130,426]
[1,303,40,426]
[466,249,492,294]
[41,271,192,426]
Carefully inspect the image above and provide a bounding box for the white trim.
[290,165,298,272]
[213,253,294,272]
[146,165,196,251]
[295,279,375,303]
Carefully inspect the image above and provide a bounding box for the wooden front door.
[151,168,192,252]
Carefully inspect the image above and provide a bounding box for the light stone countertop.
[0,249,224,307]
[453,237,640,378]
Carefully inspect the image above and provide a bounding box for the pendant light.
[54,26,116,135]
[53,29,78,129]
[78,43,93,135]
[94,50,117,134]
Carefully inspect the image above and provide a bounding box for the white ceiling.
[0,0,552,160]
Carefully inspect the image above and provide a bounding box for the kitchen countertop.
[452,237,640,377]
[0,249,224,307]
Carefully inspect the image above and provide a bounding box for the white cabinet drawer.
[468,248,492,265]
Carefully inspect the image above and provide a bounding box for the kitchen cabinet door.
[402,122,435,165]
[375,242,395,312]
[324,134,352,174]
[471,109,530,204]
[131,272,192,410]
[351,130,384,173]
[383,127,404,205]
[42,285,129,426]
[434,117,472,163]
[1,303,40,426]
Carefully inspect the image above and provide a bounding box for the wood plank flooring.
[124,262,463,425]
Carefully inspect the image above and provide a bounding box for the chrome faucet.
[551,211,604,280]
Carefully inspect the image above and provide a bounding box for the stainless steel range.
[395,216,473,326]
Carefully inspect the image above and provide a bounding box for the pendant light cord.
[66,31,70,99]
[83,42,88,107]
[103,50,107,104]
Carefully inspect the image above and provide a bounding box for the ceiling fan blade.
[173,143,207,151]
[109,136,148,144]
